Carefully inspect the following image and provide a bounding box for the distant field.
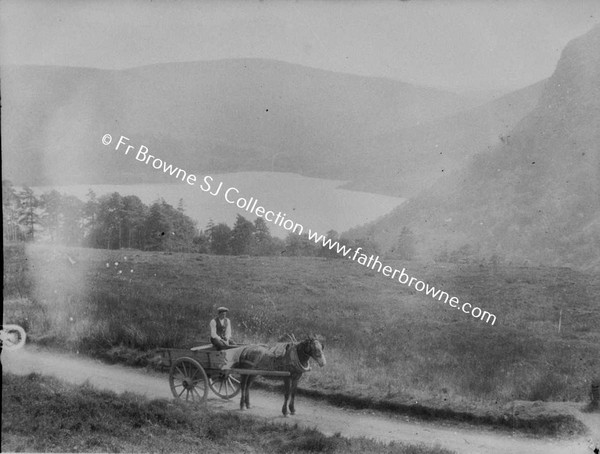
[3,372,452,454]
[4,243,600,414]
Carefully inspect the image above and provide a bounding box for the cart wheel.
[209,371,242,399]
[169,357,209,403]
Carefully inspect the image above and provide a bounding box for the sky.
[1,0,599,93]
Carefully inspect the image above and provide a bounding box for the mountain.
[1,58,541,194]
[341,80,544,196]
[348,25,600,269]
[1,59,472,187]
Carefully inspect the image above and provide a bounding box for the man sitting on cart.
[210,306,235,350]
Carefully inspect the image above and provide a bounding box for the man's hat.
[217,306,229,313]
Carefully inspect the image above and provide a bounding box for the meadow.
[3,243,599,431]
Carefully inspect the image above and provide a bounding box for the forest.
[2,180,384,258]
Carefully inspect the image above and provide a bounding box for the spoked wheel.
[209,371,242,399]
[169,357,209,403]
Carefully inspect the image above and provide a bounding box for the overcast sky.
[1,0,599,93]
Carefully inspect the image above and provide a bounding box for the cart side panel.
[159,347,242,370]
[159,349,213,369]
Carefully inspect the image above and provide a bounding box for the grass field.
[3,243,599,429]
[2,372,453,454]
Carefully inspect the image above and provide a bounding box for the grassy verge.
[248,380,586,437]
[2,372,454,454]
[4,243,599,436]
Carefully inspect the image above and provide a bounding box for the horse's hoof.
[283,414,289,418]
[290,412,295,416]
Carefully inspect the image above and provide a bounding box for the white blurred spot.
[115,262,119,266]
[106,263,110,268]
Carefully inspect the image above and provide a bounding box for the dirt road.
[2,347,598,454]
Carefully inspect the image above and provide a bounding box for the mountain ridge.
[1,58,537,192]
[347,25,600,269]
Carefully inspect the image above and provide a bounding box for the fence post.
[591,377,600,409]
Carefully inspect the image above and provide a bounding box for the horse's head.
[302,336,326,367]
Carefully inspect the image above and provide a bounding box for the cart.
[158,344,290,403]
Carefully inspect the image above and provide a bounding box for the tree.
[230,214,255,255]
[193,230,210,253]
[165,200,198,252]
[3,180,22,242]
[319,230,340,258]
[39,191,84,245]
[209,223,232,255]
[284,233,318,256]
[251,217,275,255]
[144,201,173,251]
[39,190,63,242]
[60,195,84,245]
[391,227,416,260]
[91,193,126,249]
[206,218,215,233]
[82,189,99,245]
[17,186,40,241]
[122,195,147,249]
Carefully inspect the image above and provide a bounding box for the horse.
[236,336,326,416]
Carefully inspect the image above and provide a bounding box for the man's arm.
[209,319,218,339]
[225,319,232,341]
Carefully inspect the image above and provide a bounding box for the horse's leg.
[245,376,255,409]
[282,377,291,417]
[239,374,248,410]
[289,376,299,415]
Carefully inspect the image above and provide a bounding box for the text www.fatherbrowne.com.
[103,133,497,326]
[307,231,496,325]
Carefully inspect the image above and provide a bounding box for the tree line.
[3,180,199,252]
[5,180,500,264]
[2,180,382,257]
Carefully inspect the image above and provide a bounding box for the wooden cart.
[158,344,290,403]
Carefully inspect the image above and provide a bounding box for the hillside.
[343,80,544,196]
[349,25,600,269]
[1,59,467,187]
[4,243,600,412]
[1,59,539,196]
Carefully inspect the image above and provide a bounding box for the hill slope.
[1,59,467,186]
[343,80,544,196]
[1,59,540,195]
[349,25,600,268]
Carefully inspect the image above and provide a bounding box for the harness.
[289,343,311,372]
[240,342,311,372]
